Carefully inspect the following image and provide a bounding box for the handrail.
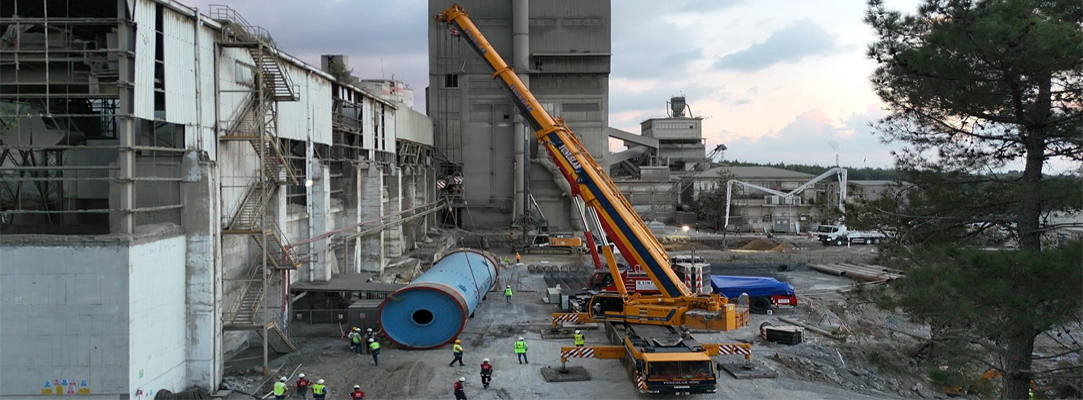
[207,4,276,47]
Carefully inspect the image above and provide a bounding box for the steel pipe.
[379,249,500,349]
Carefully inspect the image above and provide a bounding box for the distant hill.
[719,160,905,181]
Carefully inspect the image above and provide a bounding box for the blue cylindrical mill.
[378,249,500,349]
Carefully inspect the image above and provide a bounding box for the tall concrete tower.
[428,0,611,231]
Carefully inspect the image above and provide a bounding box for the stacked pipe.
[378,249,500,349]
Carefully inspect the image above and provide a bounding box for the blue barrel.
[378,249,500,349]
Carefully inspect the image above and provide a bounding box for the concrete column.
[181,151,222,390]
[402,167,417,250]
[356,163,385,273]
[511,0,529,220]
[413,167,426,242]
[309,161,331,281]
[427,166,437,230]
[384,165,403,257]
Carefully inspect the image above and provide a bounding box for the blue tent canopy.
[710,275,795,299]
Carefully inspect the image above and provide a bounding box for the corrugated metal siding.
[275,62,331,145]
[132,0,156,120]
[218,140,260,226]
[198,20,218,160]
[396,108,433,146]
[164,11,197,126]
[529,0,611,54]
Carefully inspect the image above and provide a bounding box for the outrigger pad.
[540,366,592,382]
[719,361,779,379]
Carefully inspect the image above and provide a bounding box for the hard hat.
[575,330,581,334]
[317,379,325,384]
[518,336,524,340]
[483,358,490,363]
[366,328,373,332]
[455,339,461,344]
[368,338,374,342]
[298,373,305,378]
[506,285,511,288]
[352,327,358,331]
[354,385,361,389]
[459,377,466,382]
[280,377,288,382]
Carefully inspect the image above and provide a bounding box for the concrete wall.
[128,235,188,398]
[0,232,186,398]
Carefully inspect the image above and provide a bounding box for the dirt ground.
[223,244,960,399]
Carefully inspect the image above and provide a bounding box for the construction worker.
[514,336,529,364]
[273,376,289,400]
[363,328,376,354]
[479,358,493,389]
[515,252,521,263]
[504,285,513,305]
[453,377,467,400]
[449,339,465,367]
[1029,388,1035,400]
[311,379,327,400]
[368,338,380,366]
[573,330,585,347]
[503,256,510,264]
[348,384,365,399]
[348,328,362,354]
[294,373,311,399]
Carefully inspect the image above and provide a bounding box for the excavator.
[436,5,751,395]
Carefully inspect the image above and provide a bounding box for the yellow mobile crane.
[436,5,752,395]
[434,4,747,333]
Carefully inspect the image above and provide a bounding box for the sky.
[182,0,1076,173]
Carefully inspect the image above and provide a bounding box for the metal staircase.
[211,4,299,354]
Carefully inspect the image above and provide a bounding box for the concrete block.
[540,366,592,382]
[719,361,778,379]
[70,273,104,305]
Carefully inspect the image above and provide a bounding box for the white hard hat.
[575,330,581,334]
[459,377,466,382]
[280,377,288,381]
[368,338,374,342]
[367,328,373,332]
[317,379,325,384]
[518,336,524,340]
[354,385,361,389]
[506,285,511,288]
[298,373,305,378]
[483,358,490,363]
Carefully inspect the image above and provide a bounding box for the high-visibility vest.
[574,334,585,345]
[311,384,325,395]
[504,288,513,297]
[514,340,527,353]
[369,341,380,351]
[453,344,463,353]
[273,382,287,395]
[350,333,361,344]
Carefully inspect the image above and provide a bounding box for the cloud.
[722,106,897,167]
[713,20,839,72]
[611,0,741,78]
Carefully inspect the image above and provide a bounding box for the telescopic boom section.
[436,5,690,299]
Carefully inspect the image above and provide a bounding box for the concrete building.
[427,0,611,231]
[694,166,838,233]
[0,2,437,397]
[358,78,416,110]
[639,96,706,171]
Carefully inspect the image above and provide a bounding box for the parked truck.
[816,224,887,246]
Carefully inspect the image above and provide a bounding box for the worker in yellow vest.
[368,338,381,366]
[449,339,465,367]
[311,379,327,400]
[514,336,529,364]
[573,330,585,347]
[273,376,288,400]
[504,285,513,305]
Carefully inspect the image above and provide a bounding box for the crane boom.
[437,5,689,298]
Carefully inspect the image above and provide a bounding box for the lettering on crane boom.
[461,26,486,54]
[558,144,582,173]
[509,85,533,112]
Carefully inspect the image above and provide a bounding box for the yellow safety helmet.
[455,339,461,344]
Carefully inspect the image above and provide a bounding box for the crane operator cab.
[589,293,625,319]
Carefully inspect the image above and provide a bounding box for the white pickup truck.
[816,224,887,246]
